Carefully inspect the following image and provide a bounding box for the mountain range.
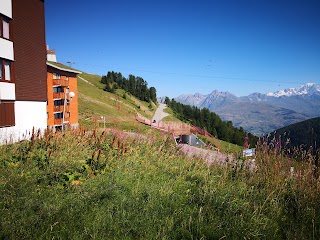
[175,83,320,135]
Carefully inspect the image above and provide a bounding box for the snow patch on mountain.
[175,83,320,135]
[266,83,320,97]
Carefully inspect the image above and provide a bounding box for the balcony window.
[2,17,10,39]
[4,61,10,80]
[54,112,63,119]
[0,59,12,81]
[54,99,64,106]
[53,86,63,93]
[53,73,61,80]
[0,15,11,40]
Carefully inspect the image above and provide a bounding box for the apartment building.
[47,49,81,131]
[0,0,47,144]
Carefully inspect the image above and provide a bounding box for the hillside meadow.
[1,126,320,239]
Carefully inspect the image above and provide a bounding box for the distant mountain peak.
[305,82,316,87]
[266,83,320,97]
[209,90,234,97]
[175,83,320,135]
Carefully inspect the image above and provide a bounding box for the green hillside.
[77,72,241,153]
[1,124,320,239]
[1,70,320,239]
[271,117,320,152]
[77,72,158,129]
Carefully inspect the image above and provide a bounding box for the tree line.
[101,71,157,103]
[165,97,258,147]
[270,117,320,154]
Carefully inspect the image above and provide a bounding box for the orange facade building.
[46,58,81,131]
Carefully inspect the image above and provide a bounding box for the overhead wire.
[64,60,316,86]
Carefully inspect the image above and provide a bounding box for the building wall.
[47,66,79,128]
[15,101,47,137]
[12,0,47,101]
[0,0,12,18]
[0,0,47,145]
[0,38,14,61]
[0,0,16,133]
[0,101,47,144]
[47,71,54,126]
[47,53,57,62]
[0,82,15,100]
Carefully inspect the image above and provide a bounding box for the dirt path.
[78,76,94,86]
[179,144,256,171]
[152,103,169,123]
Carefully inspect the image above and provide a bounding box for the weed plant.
[0,128,320,239]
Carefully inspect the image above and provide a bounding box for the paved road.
[152,103,169,124]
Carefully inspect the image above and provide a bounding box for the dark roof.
[47,61,82,74]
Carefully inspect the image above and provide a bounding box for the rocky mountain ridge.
[175,83,320,135]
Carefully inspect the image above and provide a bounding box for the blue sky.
[45,0,320,98]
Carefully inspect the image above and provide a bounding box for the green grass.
[1,129,320,239]
[218,139,243,153]
[162,107,182,123]
[77,73,156,128]
[78,72,105,89]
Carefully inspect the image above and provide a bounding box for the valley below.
[176,83,320,135]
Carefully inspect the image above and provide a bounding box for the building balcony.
[53,105,69,113]
[52,79,69,87]
[53,105,63,112]
[54,118,63,125]
[53,92,64,99]
[54,117,70,125]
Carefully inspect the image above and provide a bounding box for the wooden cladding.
[0,101,15,127]
[12,0,47,101]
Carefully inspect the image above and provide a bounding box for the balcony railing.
[53,105,63,112]
[54,117,70,125]
[54,118,63,125]
[52,79,69,86]
[53,105,69,112]
[53,92,64,99]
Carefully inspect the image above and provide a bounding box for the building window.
[0,102,15,127]
[53,73,61,80]
[53,86,63,93]
[54,112,63,119]
[0,15,11,40]
[4,61,10,80]
[54,99,63,106]
[2,17,10,39]
[0,59,13,81]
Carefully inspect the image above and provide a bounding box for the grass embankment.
[77,73,156,129]
[77,72,238,153]
[1,128,320,239]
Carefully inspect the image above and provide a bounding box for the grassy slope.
[1,71,320,239]
[77,72,156,128]
[77,72,241,153]
[1,129,320,239]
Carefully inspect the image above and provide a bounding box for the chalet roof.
[47,61,82,74]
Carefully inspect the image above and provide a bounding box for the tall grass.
[1,127,320,239]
